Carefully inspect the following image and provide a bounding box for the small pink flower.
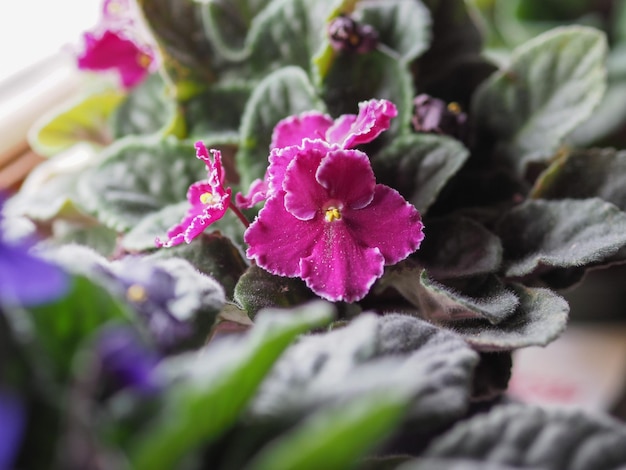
[236,99,397,208]
[244,143,424,302]
[156,143,231,248]
[77,0,155,88]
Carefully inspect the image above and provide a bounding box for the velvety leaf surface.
[236,66,324,188]
[29,88,125,156]
[414,216,502,279]
[137,0,217,99]
[321,50,413,139]
[472,26,607,173]
[497,198,626,278]
[121,202,188,252]
[129,302,335,470]
[422,404,626,470]
[356,0,431,64]
[111,74,178,138]
[78,136,203,232]
[372,134,469,214]
[531,148,626,211]
[456,284,568,351]
[250,314,478,430]
[234,265,314,317]
[148,232,248,298]
[245,391,409,470]
[52,221,119,258]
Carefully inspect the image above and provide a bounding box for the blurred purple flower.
[0,389,25,470]
[237,99,397,208]
[0,196,69,306]
[328,14,379,54]
[156,143,232,248]
[97,326,160,395]
[412,94,468,141]
[245,142,424,302]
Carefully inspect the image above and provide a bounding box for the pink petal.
[245,194,322,277]
[300,223,385,302]
[195,143,226,188]
[345,185,424,265]
[315,149,375,209]
[327,99,398,148]
[267,139,331,195]
[270,112,334,150]
[235,178,268,209]
[283,147,329,221]
[325,114,357,146]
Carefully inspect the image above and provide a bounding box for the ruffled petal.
[236,178,268,209]
[315,149,375,209]
[324,114,357,146]
[267,139,331,195]
[245,193,322,277]
[283,147,329,220]
[270,112,334,150]
[345,184,424,265]
[327,99,398,148]
[300,222,384,302]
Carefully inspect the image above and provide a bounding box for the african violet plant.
[4,0,626,468]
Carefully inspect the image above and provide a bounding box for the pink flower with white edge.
[155,143,231,248]
[244,141,424,303]
[77,0,156,88]
[236,99,397,208]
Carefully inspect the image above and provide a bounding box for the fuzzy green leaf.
[372,134,469,214]
[415,216,503,279]
[357,0,431,64]
[246,391,409,470]
[236,66,324,188]
[129,301,335,470]
[472,26,607,173]
[532,148,626,211]
[251,314,478,430]
[421,404,626,470]
[78,136,204,232]
[497,198,626,278]
[234,265,314,317]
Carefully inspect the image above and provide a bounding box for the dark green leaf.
[78,136,203,231]
[234,265,314,317]
[372,134,468,215]
[148,232,248,298]
[531,148,626,211]
[236,66,324,188]
[111,73,179,139]
[322,50,413,139]
[472,26,607,174]
[497,198,626,278]
[455,284,568,351]
[357,0,431,64]
[129,301,335,470]
[246,391,409,470]
[415,216,503,279]
[251,314,478,431]
[422,404,626,470]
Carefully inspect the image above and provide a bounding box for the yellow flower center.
[136,51,152,68]
[126,284,147,303]
[447,102,462,114]
[200,192,214,205]
[106,0,123,15]
[325,206,342,222]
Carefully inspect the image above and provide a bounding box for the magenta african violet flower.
[244,141,424,302]
[237,99,397,208]
[155,143,231,248]
[77,0,155,88]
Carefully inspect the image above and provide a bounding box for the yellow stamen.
[325,207,342,222]
[106,0,123,15]
[447,102,462,114]
[126,284,147,303]
[136,52,152,68]
[200,192,214,205]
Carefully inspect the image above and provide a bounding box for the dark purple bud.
[412,94,468,141]
[97,326,160,395]
[328,14,379,54]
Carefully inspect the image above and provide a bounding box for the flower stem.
[229,201,250,228]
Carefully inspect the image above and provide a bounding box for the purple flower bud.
[412,94,468,141]
[328,15,379,54]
